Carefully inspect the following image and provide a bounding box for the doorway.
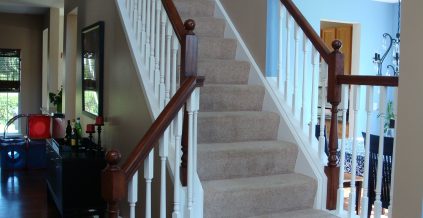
[320,21,360,138]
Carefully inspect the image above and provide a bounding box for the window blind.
[0,49,21,92]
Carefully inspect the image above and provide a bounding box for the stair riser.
[198,113,279,143]
[175,1,215,18]
[200,85,265,112]
[198,60,250,84]
[204,181,316,218]
[198,143,298,180]
[198,38,237,59]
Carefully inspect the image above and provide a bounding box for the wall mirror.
[81,21,104,117]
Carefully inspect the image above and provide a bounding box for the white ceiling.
[0,0,63,14]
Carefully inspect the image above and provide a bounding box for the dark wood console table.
[46,139,106,217]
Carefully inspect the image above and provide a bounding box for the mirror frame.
[81,21,104,118]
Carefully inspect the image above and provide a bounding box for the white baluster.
[277,6,284,89]
[318,63,327,164]
[144,150,154,218]
[337,85,350,215]
[129,0,134,25]
[171,35,179,98]
[159,134,168,218]
[133,0,138,32]
[292,23,300,115]
[361,86,374,218]
[141,0,147,60]
[309,48,319,143]
[150,0,156,87]
[387,87,398,218]
[126,0,130,11]
[348,85,361,218]
[145,0,151,77]
[284,13,292,102]
[136,0,142,49]
[172,109,183,218]
[186,88,199,217]
[374,86,387,217]
[154,0,161,98]
[165,20,172,105]
[128,171,138,218]
[301,34,310,129]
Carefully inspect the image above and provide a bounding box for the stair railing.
[273,0,399,216]
[104,0,203,217]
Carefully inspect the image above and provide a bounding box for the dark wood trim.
[161,0,186,43]
[101,150,126,218]
[337,75,399,87]
[122,76,202,178]
[325,40,343,210]
[280,0,331,62]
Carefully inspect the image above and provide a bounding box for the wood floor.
[0,167,60,218]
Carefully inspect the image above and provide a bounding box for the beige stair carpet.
[173,0,337,217]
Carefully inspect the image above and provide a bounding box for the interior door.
[321,25,352,75]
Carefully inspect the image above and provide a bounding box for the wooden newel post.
[181,19,197,187]
[102,150,127,218]
[325,40,344,210]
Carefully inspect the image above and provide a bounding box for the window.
[0,49,21,134]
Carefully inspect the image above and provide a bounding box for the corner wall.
[392,0,423,217]
[220,0,267,72]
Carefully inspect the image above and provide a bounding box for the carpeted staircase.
[174,0,338,217]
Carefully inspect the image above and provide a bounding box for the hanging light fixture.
[373,0,401,76]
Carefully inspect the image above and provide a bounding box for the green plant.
[378,101,395,133]
[49,86,63,112]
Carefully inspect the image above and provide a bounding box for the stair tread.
[198,111,280,143]
[248,209,339,218]
[175,0,215,17]
[203,173,314,191]
[198,140,298,180]
[198,140,296,152]
[199,110,277,117]
[203,173,316,217]
[200,84,265,112]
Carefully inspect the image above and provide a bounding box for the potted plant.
[49,86,63,113]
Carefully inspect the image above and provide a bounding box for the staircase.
[173,0,337,217]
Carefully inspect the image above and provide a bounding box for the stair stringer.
[115,0,160,120]
[214,0,327,210]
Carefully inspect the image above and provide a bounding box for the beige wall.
[392,0,423,217]
[220,0,267,72]
[64,0,154,216]
[64,0,151,158]
[0,13,44,131]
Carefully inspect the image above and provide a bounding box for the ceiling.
[0,0,63,14]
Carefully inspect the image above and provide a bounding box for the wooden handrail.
[337,75,399,87]
[122,76,204,178]
[280,0,331,62]
[161,0,186,43]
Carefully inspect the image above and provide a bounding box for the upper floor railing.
[271,0,399,217]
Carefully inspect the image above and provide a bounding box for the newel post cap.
[332,39,342,51]
[184,19,196,34]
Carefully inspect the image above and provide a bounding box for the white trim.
[214,0,327,210]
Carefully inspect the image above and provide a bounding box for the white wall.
[392,0,423,217]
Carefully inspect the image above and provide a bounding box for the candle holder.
[86,124,95,144]
[95,116,104,147]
